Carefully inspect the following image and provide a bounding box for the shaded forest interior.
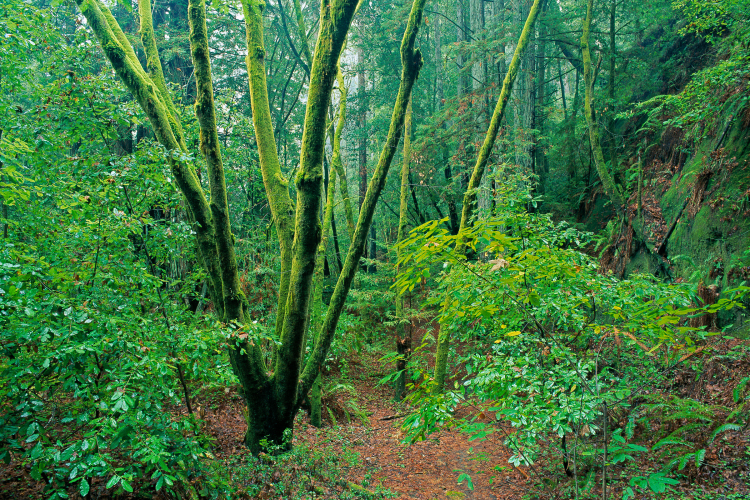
[1,0,750,498]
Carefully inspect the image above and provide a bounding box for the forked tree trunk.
[434,0,543,393]
[299,0,427,399]
[78,0,427,453]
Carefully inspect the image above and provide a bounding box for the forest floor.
[3,328,748,499]
[201,323,532,499]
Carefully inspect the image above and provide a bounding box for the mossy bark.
[300,0,427,397]
[394,98,413,401]
[293,0,313,67]
[188,0,244,324]
[82,0,426,453]
[274,0,362,424]
[454,0,542,255]
[188,0,268,426]
[138,0,187,150]
[332,69,355,240]
[75,0,224,317]
[78,0,277,449]
[581,0,625,211]
[435,0,543,393]
[241,0,296,343]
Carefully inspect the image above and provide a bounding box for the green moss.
[456,0,542,255]
[299,0,428,398]
[241,0,295,344]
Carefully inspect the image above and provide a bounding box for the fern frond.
[709,423,742,443]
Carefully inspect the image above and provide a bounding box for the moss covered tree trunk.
[434,0,543,393]
[79,0,427,453]
[241,0,296,345]
[394,98,413,401]
[299,0,427,397]
[581,0,625,211]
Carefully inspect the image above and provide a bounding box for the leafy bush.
[392,170,749,496]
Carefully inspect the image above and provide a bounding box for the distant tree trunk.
[358,47,369,266]
[608,0,617,175]
[394,98,413,401]
[532,0,549,196]
[368,222,377,273]
[558,59,567,118]
[309,144,338,428]
[470,0,486,98]
[409,172,426,224]
[456,1,468,99]
[331,214,343,271]
[435,0,543,393]
[581,0,625,211]
[512,0,535,175]
[333,70,355,240]
[491,0,508,213]
[434,9,460,235]
[567,69,581,186]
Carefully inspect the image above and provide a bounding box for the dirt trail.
[294,352,531,500]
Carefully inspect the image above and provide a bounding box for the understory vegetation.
[1,0,750,498]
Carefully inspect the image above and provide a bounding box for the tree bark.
[608,0,617,174]
[188,0,243,323]
[455,0,543,254]
[581,0,625,211]
[394,97,413,401]
[300,0,427,397]
[333,69,356,240]
[273,0,362,431]
[434,9,460,235]
[434,0,543,393]
[309,148,338,428]
[242,0,296,345]
[75,0,224,319]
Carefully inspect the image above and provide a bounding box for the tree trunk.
[512,0,535,176]
[394,98,413,401]
[581,0,625,211]
[79,0,426,454]
[368,222,377,273]
[357,47,369,265]
[300,0,427,397]
[434,10,460,235]
[608,0,617,175]
[309,148,338,428]
[242,0,296,343]
[532,0,549,196]
[434,0,543,393]
[272,0,361,438]
[333,69,356,240]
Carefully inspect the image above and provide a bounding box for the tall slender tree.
[434,0,543,393]
[581,0,625,211]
